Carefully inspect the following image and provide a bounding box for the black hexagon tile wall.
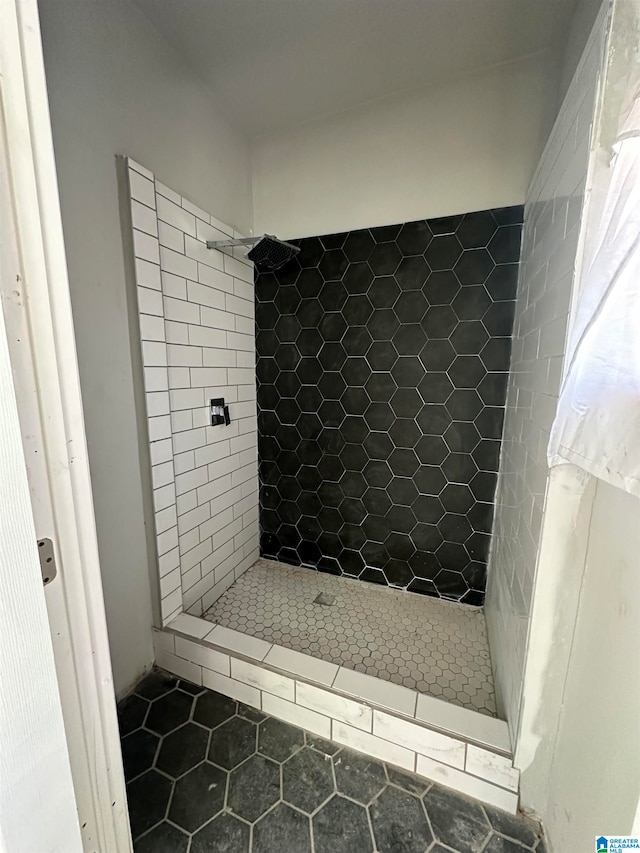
[255,207,522,603]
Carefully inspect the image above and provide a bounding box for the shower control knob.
[210,398,230,426]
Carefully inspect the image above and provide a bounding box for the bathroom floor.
[120,670,543,853]
[204,560,497,717]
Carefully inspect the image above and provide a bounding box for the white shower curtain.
[548,82,640,498]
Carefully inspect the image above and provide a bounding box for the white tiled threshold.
[153,588,519,813]
[204,559,496,716]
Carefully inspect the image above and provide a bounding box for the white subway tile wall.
[486,13,607,735]
[154,617,519,812]
[127,159,259,625]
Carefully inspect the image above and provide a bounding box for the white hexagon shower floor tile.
[203,559,497,717]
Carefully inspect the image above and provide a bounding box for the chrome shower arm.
[206,236,260,250]
[206,233,300,270]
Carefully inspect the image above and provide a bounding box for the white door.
[0,259,81,851]
[0,1,131,850]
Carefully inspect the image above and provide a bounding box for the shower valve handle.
[210,398,230,426]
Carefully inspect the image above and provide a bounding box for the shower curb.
[152,613,520,813]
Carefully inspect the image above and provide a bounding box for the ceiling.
[133,0,579,139]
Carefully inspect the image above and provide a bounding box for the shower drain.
[313,592,336,606]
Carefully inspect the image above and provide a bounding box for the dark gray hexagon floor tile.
[485,263,518,301]
[370,786,433,853]
[283,746,335,813]
[493,205,523,226]
[455,248,494,287]
[360,565,387,585]
[145,690,193,735]
[396,220,431,256]
[118,694,149,737]
[384,558,414,586]
[306,734,342,756]
[484,806,539,848]
[480,339,512,373]
[190,812,250,853]
[392,357,426,393]
[319,252,348,284]
[407,575,439,597]
[342,325,374,356]
[168,761,226,832]
[134,671,178,701]
[368,275,401,309]
[193,690,237,729]
[386,766,431,797]
[424,269,460,305]
[484,835,534,853]
[456,210,497,249]
[425,234,462,271]
[121,728,159,781]
[334,750,386,804]
[133,821,189,853]
[344,261,375,293]
[155,722,209,778]
[177,679,205,696]
[237,702,267,723]
[253,803,312,853]
[258,717,305,763]
[393,323,427,357]
[483,301,516,337]
[431,213,463,235]
[394,255,429,290]
[297,236,323,268]
[394,291,429,324]
[488,225,522,264]
[227,754,281,822]
[126,769,172,839]
[344,230,375,263]
[208,716,257,769]
[369,241,401,275]
[423,785,491,853]
[313,795,374,853]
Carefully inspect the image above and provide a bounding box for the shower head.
[206,233,300,271]
[247,235,300,271]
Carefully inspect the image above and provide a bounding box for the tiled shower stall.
[125,153,523,635]
[122,158,528,810]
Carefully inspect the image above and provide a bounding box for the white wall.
[527,478,640,850]
[485,7,607,736]
[252,54,558,239]
[38,0,253,695]
[542,480,640,849]
[557,0,606,107]
[126,160,259,625]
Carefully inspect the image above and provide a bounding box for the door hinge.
[37,538,57,586]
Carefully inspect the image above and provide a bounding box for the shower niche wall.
[256,207,522,604]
